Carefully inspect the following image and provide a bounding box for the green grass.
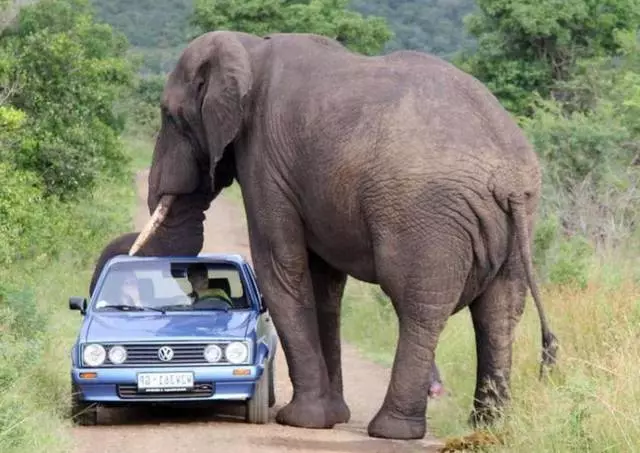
[0,134,141,453]
[123,130,156,171]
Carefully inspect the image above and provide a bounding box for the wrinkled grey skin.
[91,31,558,440]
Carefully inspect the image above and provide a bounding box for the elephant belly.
[304,220,379,284]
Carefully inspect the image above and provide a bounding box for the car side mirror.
[69,296,87,315]
[259,295,267,313]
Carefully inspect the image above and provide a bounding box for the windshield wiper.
[100,304,166,314]
[155,304,229,312]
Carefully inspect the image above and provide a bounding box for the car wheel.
[268,359,276,408]
[246,363,269,424]
[70,382,98,426]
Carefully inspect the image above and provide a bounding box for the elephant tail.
[510,196,559,379]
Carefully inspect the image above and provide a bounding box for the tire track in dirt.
[71,169,444,453]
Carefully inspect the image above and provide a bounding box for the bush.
[0,0,135,200]
[121,73,165,137]
[0,154,137,453]
[0,282,69,453]
[0,163,53,264]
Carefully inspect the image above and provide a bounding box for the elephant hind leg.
[367,241,472,440]
[308,250,350,424]
[468,257,527,427]
[381,286,446,400]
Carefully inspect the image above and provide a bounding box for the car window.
[92,260,249,311]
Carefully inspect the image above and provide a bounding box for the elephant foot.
[468,404,503,428]
[275,394,339,429]
[367,407,426,440]
[330,394,351,424]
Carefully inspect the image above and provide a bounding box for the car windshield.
[92,260,251,312]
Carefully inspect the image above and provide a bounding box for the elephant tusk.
[128,194,176,256]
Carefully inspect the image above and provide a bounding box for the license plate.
[137,372,194,392]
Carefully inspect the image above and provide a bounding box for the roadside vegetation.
[0,0,143,451]
[1,0,639,452]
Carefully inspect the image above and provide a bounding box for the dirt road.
[71,169,444,453]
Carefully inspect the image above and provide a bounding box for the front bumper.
[71,363,266,404]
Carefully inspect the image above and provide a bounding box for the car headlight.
[83,344,106,367]
[204,344,222,363]
[108,345,127,365]
[225,341,248,364]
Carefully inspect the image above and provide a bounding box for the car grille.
[100,342,243,367]
[117,383,214,399]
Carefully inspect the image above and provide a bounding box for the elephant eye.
[161,106,172,121]
[162,107,180,128]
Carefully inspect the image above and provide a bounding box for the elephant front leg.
[248,215,339,429]
[468,267,526,427]
[308,251,350,424]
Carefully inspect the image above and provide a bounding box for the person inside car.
[120,273,143,307]
[186,263,233,306]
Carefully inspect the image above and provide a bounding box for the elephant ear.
[198,32,253,175]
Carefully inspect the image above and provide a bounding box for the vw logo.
[157,346,174,362]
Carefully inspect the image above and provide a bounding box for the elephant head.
[129,31,261,258]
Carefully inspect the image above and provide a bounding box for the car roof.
[104,253,250,269]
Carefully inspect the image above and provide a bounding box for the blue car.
[68,254,278,426]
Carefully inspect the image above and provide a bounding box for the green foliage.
[0,1,150,452]
[520,33,640,270]
[522,95,634,190]
[191,0,393,56]
[534,213,594,288]
[89,0,194,49]
[547,235,593,288]
[0,288,55,453]
[122,74,165,137]
[89,0,194,74]
[0,163,49,264]
[0,168,136,453]
[457,0,640,116]
[1,0,135,199]
[90,0,480,72]
[349,0,477,58]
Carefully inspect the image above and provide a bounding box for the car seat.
[207,277,248,308]
[137,278,155,303]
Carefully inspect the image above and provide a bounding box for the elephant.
[91,30,558,440]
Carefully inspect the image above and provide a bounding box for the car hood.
[84,311,255,343]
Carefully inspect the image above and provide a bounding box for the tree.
[456,0,640,116]
[350,0,478,58]
[191,0,393,56]
[0,0,135,199]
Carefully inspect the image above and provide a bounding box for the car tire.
[70,382,98,426]
[268,359,276,408]
[246,363,269,424]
